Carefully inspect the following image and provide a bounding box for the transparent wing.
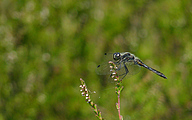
[115,60,141,78]
[96,62,111,75]
[96,53,113,75]
[124,60,141,76]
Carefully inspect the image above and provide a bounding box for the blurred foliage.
[0,0,192,120]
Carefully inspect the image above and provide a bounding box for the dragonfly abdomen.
[135,59,167,79]
[143,64,167,79]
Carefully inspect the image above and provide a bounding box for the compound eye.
[113,52,121,61]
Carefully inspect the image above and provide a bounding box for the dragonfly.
[96,52,167,80]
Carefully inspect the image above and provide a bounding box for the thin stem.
[79,78,104,120]
[118,94,121,120]
[109,61,124,120]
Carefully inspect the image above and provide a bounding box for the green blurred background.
[0,0,192,120]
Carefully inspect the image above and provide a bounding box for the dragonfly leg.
[119,62,129,80]
[110,61,129,80]
[115,61,122,71]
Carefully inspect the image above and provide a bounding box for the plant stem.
[118,93,121,120]
[80,78,104,120]
[109,61,124,120]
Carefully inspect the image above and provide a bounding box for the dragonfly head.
[113,52,121,61]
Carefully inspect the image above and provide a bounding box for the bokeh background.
[0,0,192,120]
